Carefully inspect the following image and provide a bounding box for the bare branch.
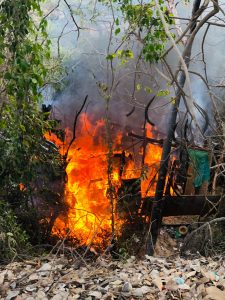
[64,95,88,160]
[63,0,82,39]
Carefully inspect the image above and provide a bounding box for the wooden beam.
[141,195,221,216]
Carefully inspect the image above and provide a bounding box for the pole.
[147,73,185,255]
[146,0,204,255]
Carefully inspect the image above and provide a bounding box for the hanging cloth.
[188,149,210,188]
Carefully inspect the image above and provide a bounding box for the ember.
[46,114,162,246]
[19,183,26,191]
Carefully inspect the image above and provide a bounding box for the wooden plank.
[142,195,221,216]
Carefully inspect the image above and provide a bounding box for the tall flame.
[45,114,162,246]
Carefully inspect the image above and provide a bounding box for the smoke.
[176,1,225,137]
[43,0,225,143]
[42,0,172,142]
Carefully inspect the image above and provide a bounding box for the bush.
[0,201,31,263]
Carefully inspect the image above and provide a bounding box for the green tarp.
[188,149,210,188]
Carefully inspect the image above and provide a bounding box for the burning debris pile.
[45,112,163,248]
[44,105,224,255]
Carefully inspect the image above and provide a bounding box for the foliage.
[0,0,64,244]
[101,0,174,63]
[121,0,173,62]
[0,201,31,263]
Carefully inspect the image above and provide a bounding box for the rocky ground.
[1,253,225,300]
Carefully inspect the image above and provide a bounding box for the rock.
[122,282,132,292]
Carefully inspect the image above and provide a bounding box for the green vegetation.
[0,0,63,262]
[0,201,31,262]
[103,0,174,63]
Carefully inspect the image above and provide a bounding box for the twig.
[186,217,225,240]
[63,0,82,39]
[64,95,88,160]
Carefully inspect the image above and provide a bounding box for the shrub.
[0,201,31,263]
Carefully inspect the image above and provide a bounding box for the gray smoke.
[42,0,225,142]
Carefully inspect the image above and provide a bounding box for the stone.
[122,282,132,293]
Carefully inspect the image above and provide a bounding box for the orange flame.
[45,114,162,246]
[19,183,25,191]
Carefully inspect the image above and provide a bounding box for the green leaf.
[136,83,141,91]
[156,89,170,97]
[106,53,116,60]
[144,86,153,94]
[4,72,11,80]
[31,78,38,84]
[115,28,121,35]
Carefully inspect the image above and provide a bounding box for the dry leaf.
[89,291,102,299]
[152,276,163,291]
[185,271,196,279]
[0,271,6,285]
[205,286,225,300]
[5,290,20,300]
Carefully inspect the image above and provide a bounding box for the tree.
[0,0,64,246]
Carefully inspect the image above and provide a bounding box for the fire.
[142,124,163,197]
[19,183,25,191]
[44,131,66,156]
[45,114,162,246]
